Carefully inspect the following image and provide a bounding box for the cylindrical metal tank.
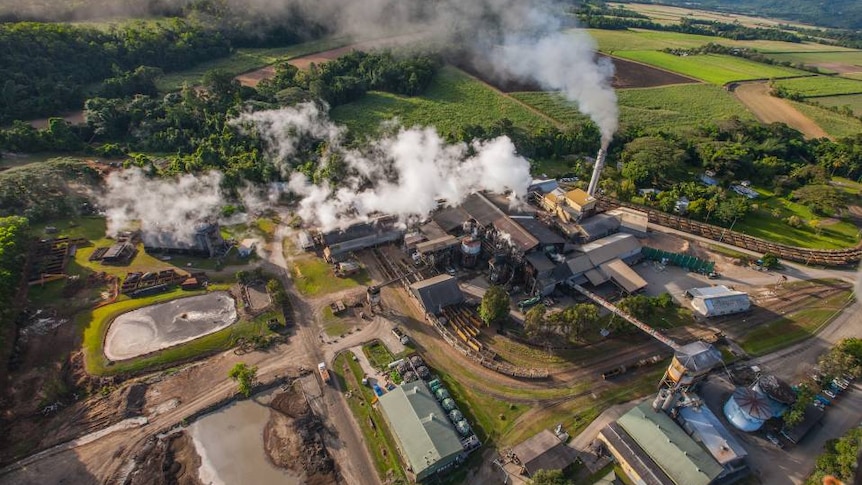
[442,398,456,411]
[435,388,450,401]
[724,387,772,432]
[461,237,481,255]
[428,379,442,392]
[449,409,464,422]
[456,420,472,436]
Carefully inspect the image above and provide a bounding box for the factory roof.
[103,242,135,261]
[728,387,773,421]
[617,401,724,485]
[416,235,460,255]
[678,405,748,466]
[578,213,621,239]
[674,341,723,375]
[511,429,578,475]
[566,254,594,276]
[410,275,464,314]
[585,268,609,286]
[686,286,746,299]
[493,217,539,253]
[513,217,566,245]
[601,422,675,485]
[565,189,595,208]
[322,217,395,245]
[420,220,448,240]
[378,381,464,478]
[600,258,647,293]
[462,192,505,226]
[525,252,557,274]
[432,206,470,232]
[581,232,642,267]
[607,207,649,234]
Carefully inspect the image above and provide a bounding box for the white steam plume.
[493,30,618,147]
[100,169,225,245]
[237,103,533,231]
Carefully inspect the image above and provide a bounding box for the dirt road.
[732,81,830,139]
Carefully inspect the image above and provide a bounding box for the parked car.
[765,432,783,448]
[822,388,837,399]
[815,394,832,406]
[833,378,850,390]
[813,400,826,410]
[446,266,456,276]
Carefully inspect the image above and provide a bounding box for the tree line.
[0,216,30,346]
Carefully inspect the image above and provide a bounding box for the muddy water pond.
[189,391,300,485]
[104,292,237,361]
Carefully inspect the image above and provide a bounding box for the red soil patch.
[236,65,276,87]
[608,55,699,89]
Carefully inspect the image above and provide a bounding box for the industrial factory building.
[686,286,751,317]
[377,381,465,482]
[144,222,227,258]
[101,242,137,265]
[511,429,578,477]
[599,401,746,485]
[410,275,464,315]
[321,217,404,262]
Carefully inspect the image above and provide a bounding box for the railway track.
[597,196,862,267]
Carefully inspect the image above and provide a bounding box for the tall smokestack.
[587,148,606,197]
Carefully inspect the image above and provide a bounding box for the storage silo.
[724,387,773,432]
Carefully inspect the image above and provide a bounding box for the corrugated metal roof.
[729,387,773,421]
[617,401,724,485]
[686,286,746,299]
[565,189,594,207]
[578,213,621,239]
[511,430,577,475]
[525,252,556,274]
[585,268,609,286]
[416,235,460,255]
[674,341,723,374]
[410,275,464,314]
[513,217,566,245]
[600,422,674,485]
[432,206,470,232]
[566,254,593,275]
[493,217,539,253]
[581,233,642,267]
[462,193,505,226]
[678,405,748,466]
[378,382,464,477]
[600,258,647,293]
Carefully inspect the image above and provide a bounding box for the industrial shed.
[600,401,725,485]
[416,235,460,256]
[322,218,404,262]
[492,217,539,253]
[686,286,750,317]
[513,217,566,246]
[576,213,621,243]
[581,233,642,267]
[377,381,465,481]
[511,429,578,476]
[599,258,647,293]
[101,242,137,265]
[410,275,464,315]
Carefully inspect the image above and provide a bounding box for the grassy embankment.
[290,256,370,297]
[739,280,854,356]
[154,37,351,92]
[773,76,862,97]
[80,284,281,376]
[816,94,862,117]
[789,101,862,138]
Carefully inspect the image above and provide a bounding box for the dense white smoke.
[237,103,533,231]
[100,169,225,245]
[493,30,618,147]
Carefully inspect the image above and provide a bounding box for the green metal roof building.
[377,381,465,481]
[599,401,725,485]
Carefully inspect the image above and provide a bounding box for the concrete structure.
[410,275,464,315]
[577,213,621,243]
[511,429,578,477]
[238,238,257,258]
[607,207,649,235]
[377,381,465,481]
[664,341,724,390]
[541,188,596,224]
[686,286,750,317]
[321,217,404,262]
[599,401,725,485]
[582,233,642,267]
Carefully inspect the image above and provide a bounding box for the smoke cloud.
[100,169,226,246]
[237,103,533,231]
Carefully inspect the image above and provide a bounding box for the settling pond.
[190,390,300,485]
[104,292,237,361]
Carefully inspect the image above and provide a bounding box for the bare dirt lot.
[607,55,700,89]
[732,81,830,139]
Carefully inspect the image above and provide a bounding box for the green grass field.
[80,284,278,375]
[291,257,370,297]
[766,51,862,72]
[587,28,849,54]
[330,66,556,138]
[512,84,754,133]
[840,72,862,80]
[614,51,810,85]
[740,286,854,355]
[789,100,862,138]
[155,38,350,92]
[731,189,860,249]
[816,94,862,116]
[774,76,862,97]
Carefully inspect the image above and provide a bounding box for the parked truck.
[318,362,331,384]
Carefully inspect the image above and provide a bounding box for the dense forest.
[636,0,862,30]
